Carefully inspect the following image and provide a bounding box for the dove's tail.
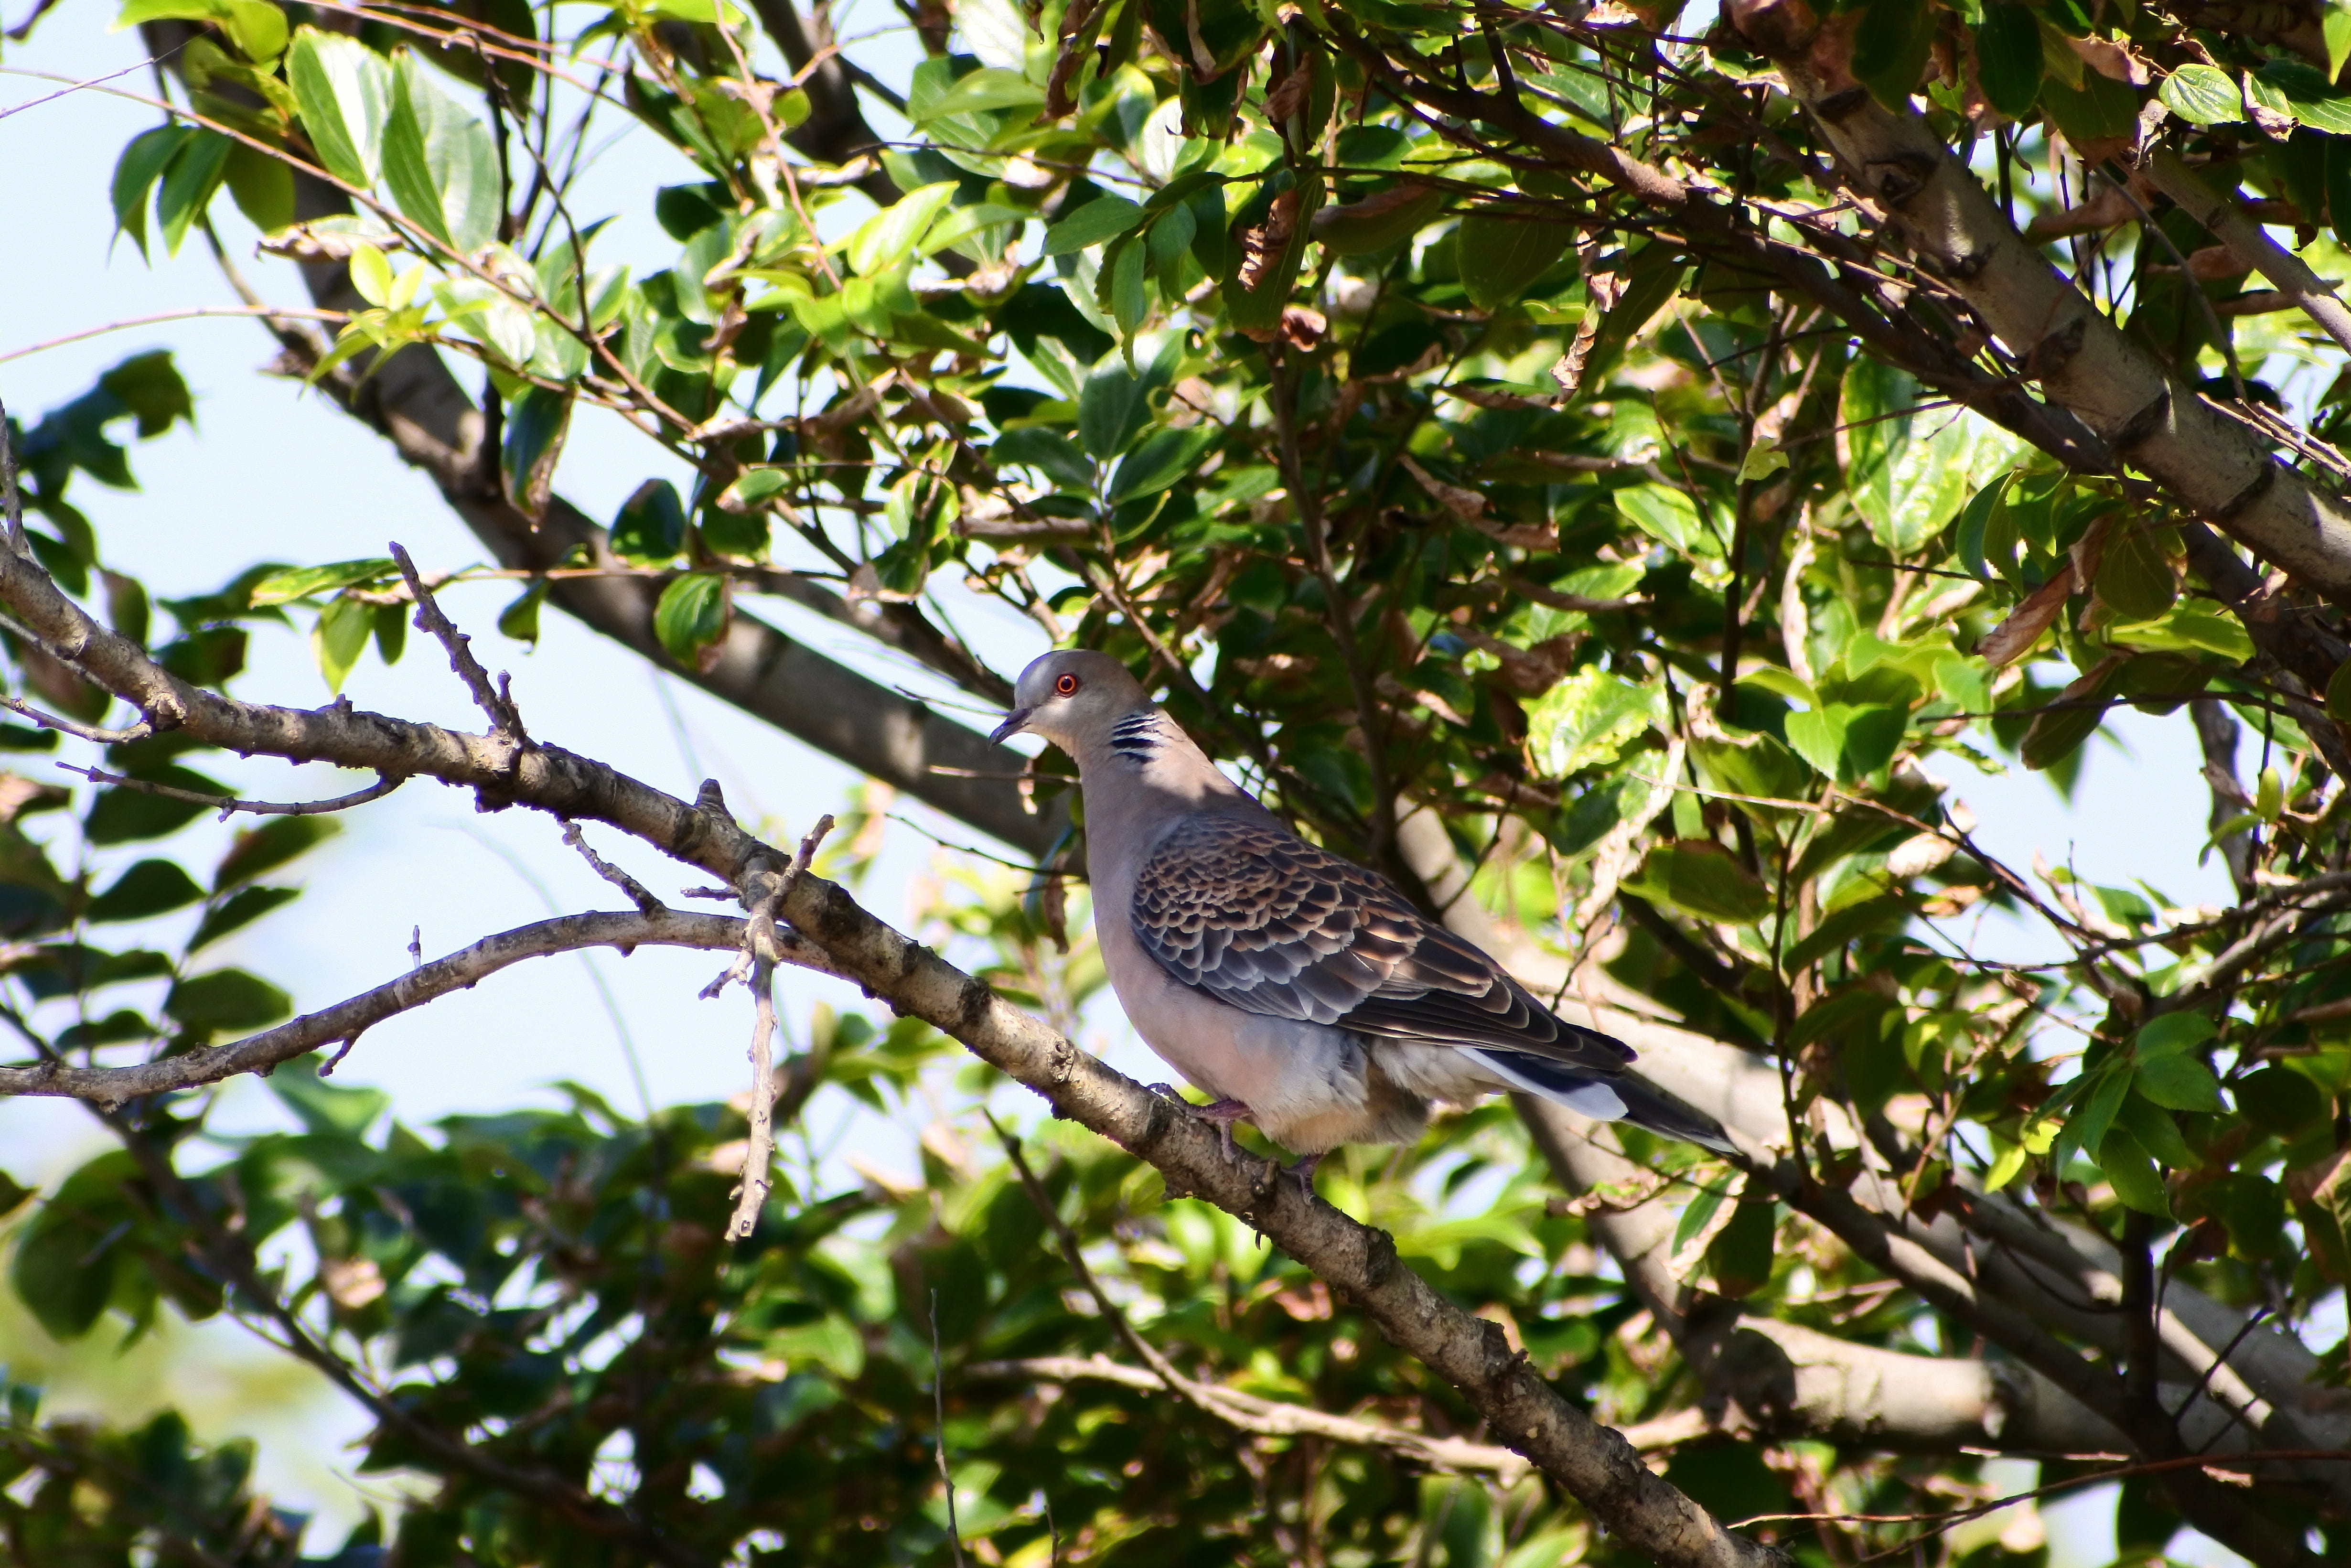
[1473,1049,1738,1154]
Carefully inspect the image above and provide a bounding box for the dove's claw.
[1283,1151,1324,1196]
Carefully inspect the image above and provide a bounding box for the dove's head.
[992,650,1151,752]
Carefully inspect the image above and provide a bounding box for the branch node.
[562,820,666,914]
[389,541,530,754]
[317,1033,363,1077]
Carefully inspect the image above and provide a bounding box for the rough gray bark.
[1730,0,2351,603]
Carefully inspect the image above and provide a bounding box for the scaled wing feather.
[1130,815,1632,1071]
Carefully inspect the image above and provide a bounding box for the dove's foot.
[1283,1151,1324,1196]
[1190,1097,1254,1160]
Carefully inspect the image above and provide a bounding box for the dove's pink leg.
[1284,1151,1324,1194]
[1191,1097,1254,1160]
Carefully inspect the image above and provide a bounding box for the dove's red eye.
[1055,673,1081,696]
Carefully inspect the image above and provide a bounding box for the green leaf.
[1076,345,1170,459]
[1109,425,1219,502]
[2097,1127,2172,1217]
[111,125,190,258]
[86,766,228,845]
[1528,666,1660,775]
[845,182,960,275]
[1842,357,2015,555]
[2158,63,2244,126]
[215,816,338,890]
[1852,0,1932,108]
[87,859,205,922]
[2042,70,2141,144]
[1045,195,1146,257]
[117,0,286,62]
[156,130,233,257]
[1311,182,1447,256]
[313,594,373,694]
[1106,237,1149,347]
[2117,1092,2196,1169]
[2257,59,2351,135]
[2055,1064,2132,1173]
[612,479,687,564]
[2235,1064,2327,1134]
[653,573,730,667]
[1782,894,1913,973]
[286,26,391,188]
[1624,840,1774,924]
[1616,483,1702,552]
[992,427,1096,489]
[268,1059,389,1137]
[166,967,293,1031]
[10,1164,131,1338]
[2135,1010,2216,1060]
[2331,0,2351,85]
[223,142,296,235]
[0,1171,30,1220]
[642,0,745,21]
[2095,525,2177,622]
[248,558,395,607]
[501,387,571,516]
[188,884,300,950]
[383,53,502,253]
[1456,212,1572,311]
[914,66,1044,124]
[1975,4,2044,119]
[1707,1199,1777,1298]
[497,581,547,646]
[2135,1052,2225,1113]
[1671,1180,1731,1256]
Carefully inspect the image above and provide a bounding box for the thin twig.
[57,762,404,819]
[931,1287,966,1568]
[723,813,836,1242]
[0,305,348,366]
[562,821,665,913]
[964,1355,1708,1461]
[390,541,528,747]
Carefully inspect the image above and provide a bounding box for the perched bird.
[991,649,1732,1171]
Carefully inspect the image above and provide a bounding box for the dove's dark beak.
[988,707,1032,745]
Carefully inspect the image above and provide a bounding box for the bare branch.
[0,910,772,1106]
[58,762,404,819]
[562,820,665,913]
[725,811,835,1243]
[391,540,528,747]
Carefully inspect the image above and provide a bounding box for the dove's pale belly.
[1092,897,1544,1152]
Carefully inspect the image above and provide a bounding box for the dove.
[990,649,1732,1171]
